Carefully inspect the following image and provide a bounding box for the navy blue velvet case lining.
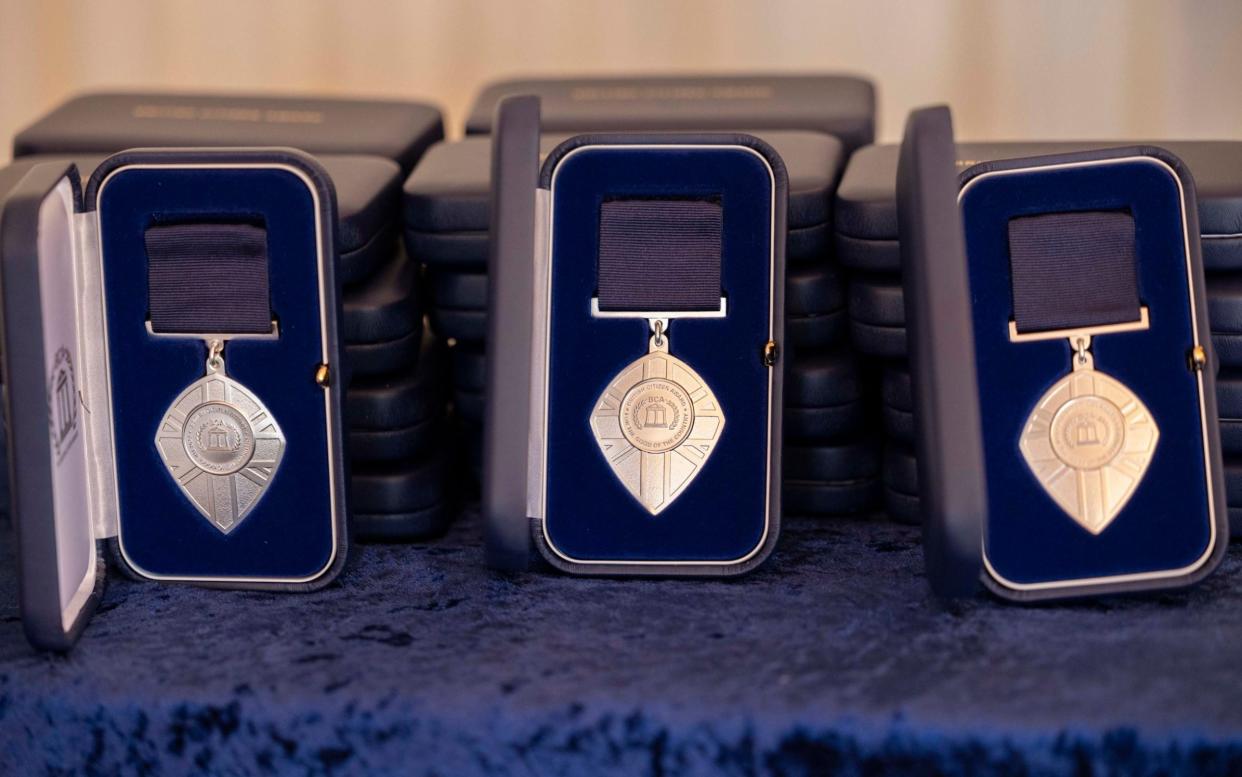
[543,146,773,562]
[95,167,335,580]
[962,158,1214,586]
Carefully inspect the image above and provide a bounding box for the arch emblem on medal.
[590,321,725,515]
[1017,333,1158,534]
[155,340,286,534]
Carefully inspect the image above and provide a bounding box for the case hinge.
[526,187,552,521]
[74,211,119,540]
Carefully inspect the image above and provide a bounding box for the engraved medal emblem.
[155,340,285,534]
[590,321,724,515]
[1018,334,1158,534]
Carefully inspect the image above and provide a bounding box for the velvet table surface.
[0,511,1240,775]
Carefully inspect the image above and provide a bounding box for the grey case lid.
[895,106,985,597]
[465,74,875,152]
[1,161,107,650]
[482,96,542,571]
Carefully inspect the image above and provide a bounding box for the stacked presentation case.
[404,74,883,516]
[836,140,1242,533]
[8,93,454,540]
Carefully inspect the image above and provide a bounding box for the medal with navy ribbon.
[146,223,286,534]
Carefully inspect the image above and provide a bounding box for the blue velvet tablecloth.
[0,511,1240,776]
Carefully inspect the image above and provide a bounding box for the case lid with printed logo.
[13,92,444,175]
[465,74,875,153]
[0,161,106,650]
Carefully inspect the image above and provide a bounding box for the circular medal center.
[619,378,695,453]
[1049,395,1126,471]
[183,402,256,475]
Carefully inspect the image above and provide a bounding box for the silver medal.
[1017,328,1158,535]
[155,340,285,533]
[590,320,725,515]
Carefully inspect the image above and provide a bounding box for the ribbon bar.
[597,199,723,313]
[146,222,272,335]
[1008,210,1141,334]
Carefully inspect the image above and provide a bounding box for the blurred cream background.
[1,0,1240,163]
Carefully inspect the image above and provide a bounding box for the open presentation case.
[897,106,1228,601]
[482,96,787,576]
[1,148,349,650]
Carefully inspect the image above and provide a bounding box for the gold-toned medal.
[1015,319,1158,534]
[590,320,724,515]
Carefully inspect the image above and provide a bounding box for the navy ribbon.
[597,199,722,312]
[146,223,272,334]
[1008,210,1140,334]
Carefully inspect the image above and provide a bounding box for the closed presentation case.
[14,92,444,174]
[465,74,875,153]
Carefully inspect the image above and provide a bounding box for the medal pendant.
[155,340,286,534]
[590,321,724,515]
[1018,336,1158,534]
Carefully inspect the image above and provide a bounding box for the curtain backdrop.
[0,0,1239,163]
